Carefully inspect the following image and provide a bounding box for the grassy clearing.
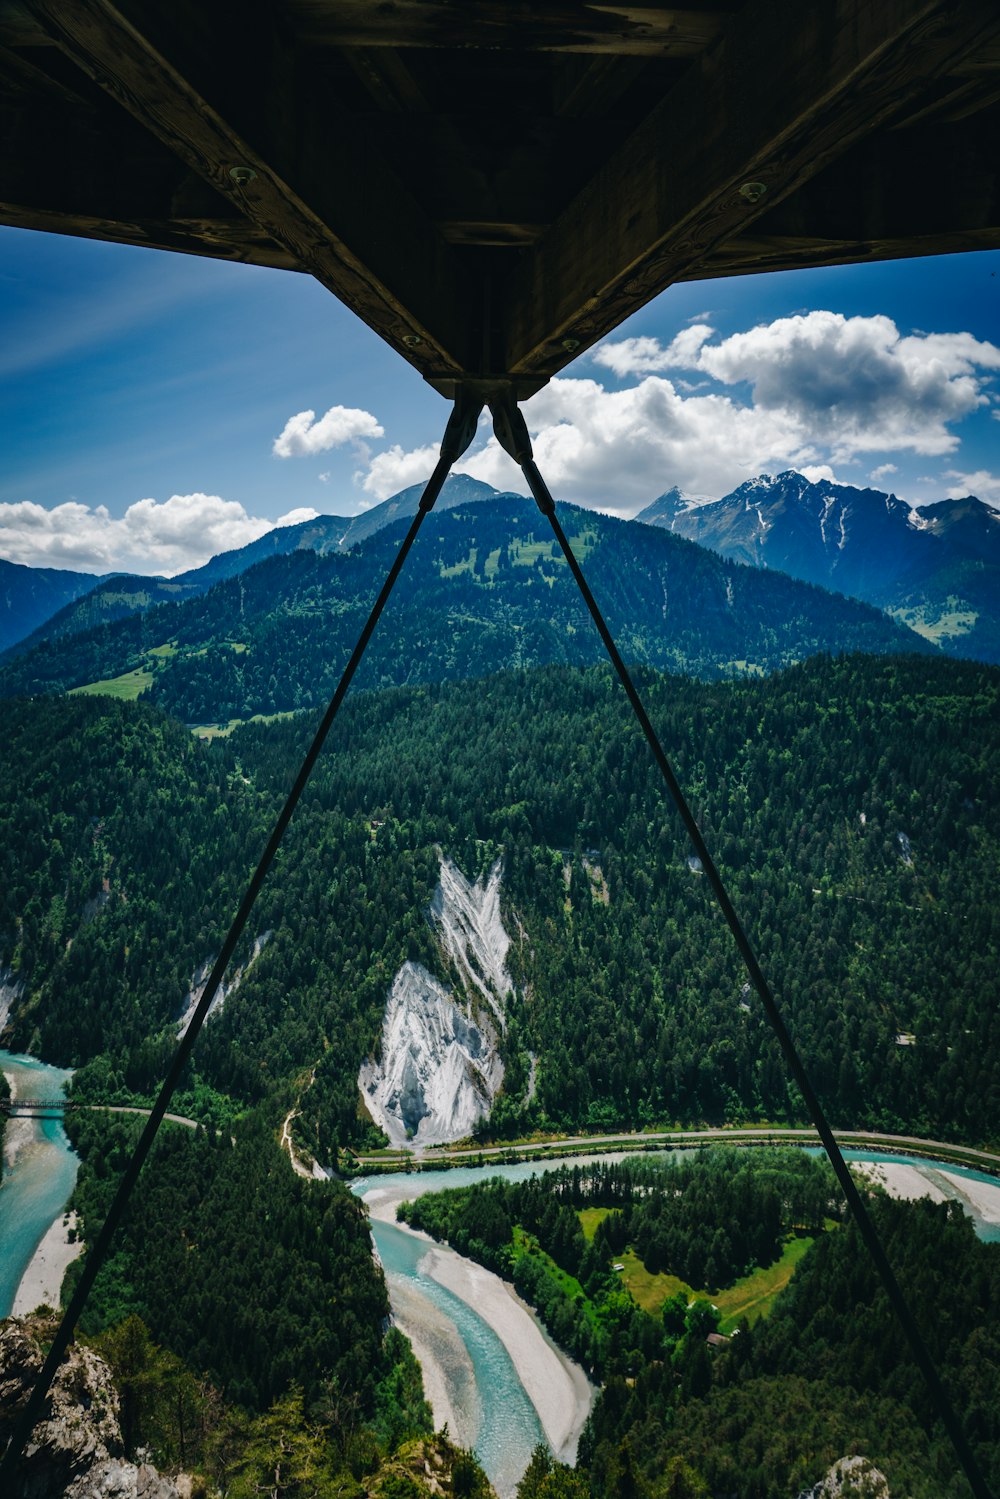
[724,660,766,676]
[618,1232,818,1328]
[440,549,477,579]
[148,642,178,658]
[891,602,977,643]
[618,1249,692,1314]
[511,538,555,566]
[714,1233,814,1332]
[190,710,299,740]
[578,1206,612,1241]
[513,1228,602,1329]
[70,668,153,700]
[567,529,598,560]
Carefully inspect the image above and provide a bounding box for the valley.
[4,654,998,1155]
[0,495,932,718]
[6,1065,998,1499]
[2,479,999,1498]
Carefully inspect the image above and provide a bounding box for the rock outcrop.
[176,930,272,1036]
[431,857,511,1030]
[0,966,23,1035]
[0,1316,186,1498]
[797,1455,890,1498]
[359,856,512,1147]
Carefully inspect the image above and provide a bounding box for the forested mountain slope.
[0,694,265,1073]
[0,557,115,653]
[2,653,996,1154]
[173,474,514,590]
[639,471,1000,664]
[0,477,513,664]
[1,572,203,662]
[0,499,932,716]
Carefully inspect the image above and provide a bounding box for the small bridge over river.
[1,1099,199,1129]
[1,1098,81,1119]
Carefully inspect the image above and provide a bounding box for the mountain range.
[0,496,933,720]
[3,480,999,1499]
[637,471,1000,662]
[0,557,118,654]
[0,475,514,659]
[3,472,998,701]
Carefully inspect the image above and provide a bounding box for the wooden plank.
[503,0,1000,378]
[551,54,651,117]
[285,1,731,56]
[23,0,475,377]
[439,220,549,246]
[716,109,1000,265]
[0,41,91,101]
[0,78,301,265]
[0,200,303,268]
[342,46,431,113]
[696,110,1000,277]
[687,227,1000,280]
[0,0,54,46]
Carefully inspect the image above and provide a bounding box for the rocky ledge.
[0,1315,191,1499]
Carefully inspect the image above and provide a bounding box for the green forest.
[403,1150,1000,1499]
[3,652,998,1153]
[2,526,999,1498]
[0,501,930,716]
[401,1151,840,1376]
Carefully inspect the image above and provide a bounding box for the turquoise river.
[2,1056,999,1494]
[0,1050,78,1317]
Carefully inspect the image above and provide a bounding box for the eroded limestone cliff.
[359,856,512,1147]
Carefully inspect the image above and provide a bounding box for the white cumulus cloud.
[0,493,311,576]
[596,312,1000,463]
[275,507,320,527]
[798,465,840,485]
[458,376,818,512]
[594,325,714,376]
[273,404,383,458]
[944,469,1000,505]
[347,310,999,515]
[359,443,443,501]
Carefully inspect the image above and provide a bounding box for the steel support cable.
[487,392,995,1499]
[0,392,484,1488]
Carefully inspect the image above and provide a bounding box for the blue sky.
[1,225,998,575]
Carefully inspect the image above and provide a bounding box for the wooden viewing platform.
[1,1,997,391]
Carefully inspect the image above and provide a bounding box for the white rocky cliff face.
[359,856,512,1147]
[432,855,511,1029]
[176,930,272,1037]
[0,967,22,1035]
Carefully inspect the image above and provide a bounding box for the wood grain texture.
[502,0,1000,377]
[23,0,475,376]
[6,0,999,385]
[284,1,732,56]
[0,202,302,268]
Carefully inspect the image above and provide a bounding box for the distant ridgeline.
[639,471,1000,665]
[1,653,997,1156]
[0,498,934,717]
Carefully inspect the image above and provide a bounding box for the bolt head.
[738,181,767,204]
[228,166,257,185]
